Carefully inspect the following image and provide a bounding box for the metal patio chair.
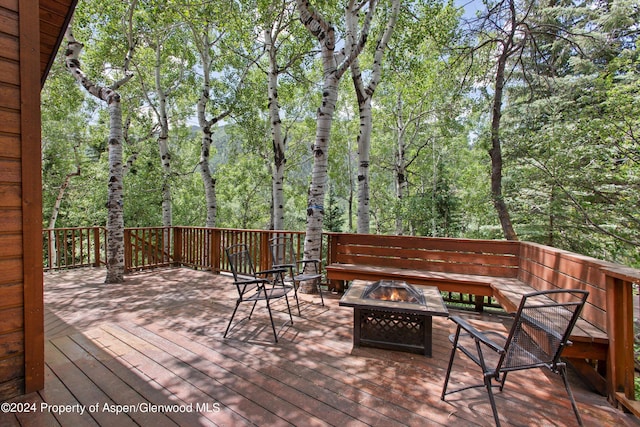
[441,289,589,427]
[269,236,324,316]
[224,243,294,343]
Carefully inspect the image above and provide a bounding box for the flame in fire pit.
[362,280,425,305]
[383,287,403,301]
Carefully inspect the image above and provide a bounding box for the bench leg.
[329,279,345,293]
[474,295,485,313]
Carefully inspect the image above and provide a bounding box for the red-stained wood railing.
[43,227,105,271]
[215,228,306,274]
[125,227,173,272]
[43,227,308,273]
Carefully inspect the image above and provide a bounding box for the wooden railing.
[44,227,308,273]
[125,227,173,271]
[167,227,308,274]
[43,227,106,271]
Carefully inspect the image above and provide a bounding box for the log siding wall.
[0,0,46,400]
[0,0,27,400]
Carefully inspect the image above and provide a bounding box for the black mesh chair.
[224,243,293,343]
[441,289,589,427]
[269,236,324,316]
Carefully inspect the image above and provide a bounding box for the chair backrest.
[225,243,257,281]
[269,236,297,271]
[499,289,589,372]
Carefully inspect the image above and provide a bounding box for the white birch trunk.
[297,0,377,263]
[304,72,339,261]
[155,42,172,230]
[195,31,218,228]
[348,0,400,234]
[266,27,286,230]
[355,98,372,234]
[395,150,408,235]
[394,93,408,235]
[347,142,355,231]
[105,103,125,283]
[199,124,217,228]
[64,18,132,284]
[48,164,80,231]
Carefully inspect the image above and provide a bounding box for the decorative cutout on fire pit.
[361,280,426,305]
[359,309,425,348]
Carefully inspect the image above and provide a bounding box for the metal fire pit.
[339,280,448,356]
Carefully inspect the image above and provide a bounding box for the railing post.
[211,229,221,274]
[163,227,170,265]
[326,233,343,292]
[207,228,213,271]
[173,227,183,267]
[259,231,271,272]
[45,229,53,270]
[93,227,101,267]
[605,272,636,408]
[124,228,131,273]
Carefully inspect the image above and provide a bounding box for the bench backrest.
[518,242,613,334]
[328,234,520,278]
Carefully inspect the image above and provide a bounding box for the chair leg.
[224,302,241,338]
[262,287,294,343]
[484,374,502,427]
[499,371,509,391]
[316,277,324,306]
[441,326,461,400]
[248,300,258,319]
[263,297,279,343]
[559,364,584,426]
[292,281,301,316]
[284,292,294,324]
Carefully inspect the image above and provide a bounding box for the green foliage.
[404,162,462,237]
[42,59,107,227]
[323,186,345,232]
[216,154,272,229]
[496,0,640,265]
[40,0,640,269]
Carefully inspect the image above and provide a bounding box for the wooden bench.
[326,233,520,289]
[325,234,615,396]
[326,263,521,310]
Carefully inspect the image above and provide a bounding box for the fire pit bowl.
[361,280,426,304]
[339,280,448,356]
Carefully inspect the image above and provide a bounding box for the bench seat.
[326,263,499,297]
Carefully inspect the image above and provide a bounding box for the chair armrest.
[273,263,295,269]
[255,267,287,277]
[235,278,269,286]
[298,259,321,272]
[450,315,505,353]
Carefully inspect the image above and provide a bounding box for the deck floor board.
[1,267,638,426]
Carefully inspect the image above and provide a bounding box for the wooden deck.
[1,268,638,426]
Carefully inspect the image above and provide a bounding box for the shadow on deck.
[1,267,638,426]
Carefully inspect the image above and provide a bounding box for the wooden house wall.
[0,0,44,400]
